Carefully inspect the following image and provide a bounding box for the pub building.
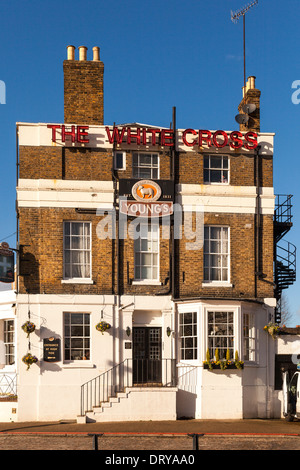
[0,44,296,422]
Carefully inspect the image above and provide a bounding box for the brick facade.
[17,59,274,302]
[13,46,286,423]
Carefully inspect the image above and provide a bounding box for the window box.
[203,361,244,370]
[203,347,244,370]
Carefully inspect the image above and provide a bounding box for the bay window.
[208,311,234,360]
[179,311,197,360]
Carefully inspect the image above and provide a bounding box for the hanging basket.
[22,353,38,370]
[21,321,36,338]
[264,322,282,339]
[95,321,111,335]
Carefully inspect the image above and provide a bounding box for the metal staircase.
[274,195,296,323]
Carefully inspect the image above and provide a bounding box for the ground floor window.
[207,311,234,360]
[243,313,256,361]
[179,311,197,360]
[64,313,90,361]
[4,320,15,365]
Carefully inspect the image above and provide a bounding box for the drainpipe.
[155,107,176,297]
[112,126,120,368]
[255,144,262,297]
[16,125,19,294]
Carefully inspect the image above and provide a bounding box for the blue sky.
[1,0,300,324]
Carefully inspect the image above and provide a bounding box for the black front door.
[133,327,162,385]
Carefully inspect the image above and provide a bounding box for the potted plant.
[95,321,111,335]
[203,349,244,370]
[234,351,244,369]
[21,321,36,338]
[264,322,282,339]
[22,353,38,370]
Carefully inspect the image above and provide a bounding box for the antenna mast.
[231,1,258,90]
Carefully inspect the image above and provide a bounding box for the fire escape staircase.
[274,195,296,323]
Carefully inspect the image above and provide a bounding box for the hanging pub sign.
[119,179,174,217]
[119,179,174,201]
[0,242,14,283]
[43,337,61,362]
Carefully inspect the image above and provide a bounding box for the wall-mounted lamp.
[126,327,131,337]
[166,327,171,337]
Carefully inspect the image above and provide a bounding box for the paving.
[0,418,300,451]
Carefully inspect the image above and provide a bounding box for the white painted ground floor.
[0,292,287,422]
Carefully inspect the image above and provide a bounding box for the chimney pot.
[67,45,75,60]
[93,46,100,61]
[78,46,88,61]
[248,76,256,89]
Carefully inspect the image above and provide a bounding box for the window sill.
[204,182,229,185]
[202,282,232,287]
[62,361,95,369]
[132,280,162,286]
[61,279,94,284]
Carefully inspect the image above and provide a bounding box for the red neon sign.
[182,129,258,150]
[105,126,174,147]
[47,125,90,143]
[46,124,258,150]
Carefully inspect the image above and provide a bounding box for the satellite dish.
[242,103,256,114]
[235,113,249,124]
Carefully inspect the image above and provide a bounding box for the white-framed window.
[63,222,91,280]
[64,312,90,361]
[134,223,159,281]
[179,311,197,360]
[207,311,234,360]
[132,153,159,179]
[4,320,15,366]
[114,151,126,170]
[243,312,256,362]
[204,226,229,283]
[204,155,229,184]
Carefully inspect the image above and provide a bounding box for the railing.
[274,194,293,224]
[275,240,296,300]
[80,358,176,417]
[0,372,17,397]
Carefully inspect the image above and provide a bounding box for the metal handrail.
[276,240,296,272]
[274,194,293,224]
[80,358,176,416]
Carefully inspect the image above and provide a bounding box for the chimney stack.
[63,45,104,125]
[238,76,261,133]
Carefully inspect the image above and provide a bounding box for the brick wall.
[19,145,272,186]
[63,59,104,125]
[17,207,274,300]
